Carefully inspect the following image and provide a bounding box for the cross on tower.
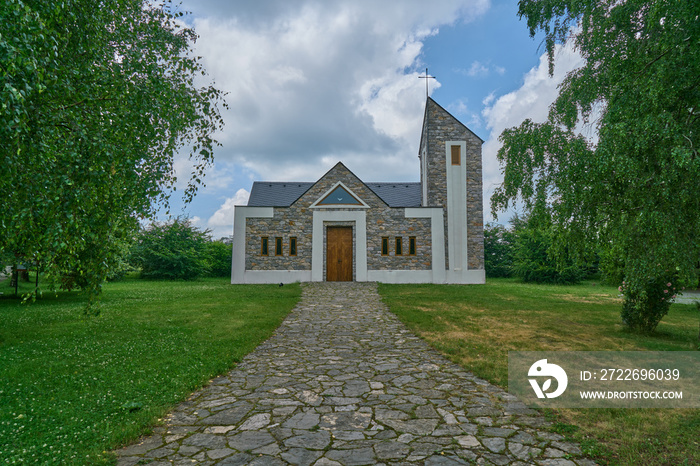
[418,68,436,98]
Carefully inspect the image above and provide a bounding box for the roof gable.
[419,97,484,153]
[318,184,359,205]
[245,163,422,208]
[310,181,370,208]
[292,162,386,208]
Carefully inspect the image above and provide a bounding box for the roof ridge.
[252,181,314,184]
[366,181,421,184]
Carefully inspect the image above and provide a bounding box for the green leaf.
[0,0,225,311]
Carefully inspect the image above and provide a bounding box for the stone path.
[115,282,595,465]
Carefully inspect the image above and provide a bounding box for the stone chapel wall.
[244,164,433,273]
[423,100,485,270]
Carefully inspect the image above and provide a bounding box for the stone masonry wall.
[422,99,485,270]
[246,209,312,271]
[245,164,432,274]
[366,210,431,271]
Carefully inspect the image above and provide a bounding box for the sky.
[165,0,585,239]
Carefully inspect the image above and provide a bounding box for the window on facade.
[395,237,403,256]
[261,237,269,256]
[275,237,283,256]
[451,145,461,166]
[381,237,389,256]
[409,237,417,256]
[290,237,297,256]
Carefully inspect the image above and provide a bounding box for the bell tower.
[419,97,485,280]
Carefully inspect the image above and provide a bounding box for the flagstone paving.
[115,282,595,465]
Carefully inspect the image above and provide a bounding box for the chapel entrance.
[326,226,353,281]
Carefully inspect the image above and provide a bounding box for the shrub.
[512,225,586,285]
[105,240,137,282]
[130,218,210,280]
[620,274,678,333]
[484,223,515,278]
[205,241,232,278]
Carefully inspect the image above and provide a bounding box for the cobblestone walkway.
[116,282,594,465]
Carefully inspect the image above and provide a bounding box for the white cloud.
[205,188,251,239]
[171,153,235,196]
[186,0,490,183]
[466,60,489,77]
[458,60,505,78]
[169,1,589,233]
[448,99,469,115]
[482,91,496,106]
[447,99,481,129]
[481,41,585,222]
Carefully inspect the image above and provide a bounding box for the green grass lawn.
[0,277,300,465]
[379,278,700,466]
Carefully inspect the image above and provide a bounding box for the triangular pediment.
[289,162,387,208]
[318,184,361,205]
[419,97,484,153]
[310,181,369,208]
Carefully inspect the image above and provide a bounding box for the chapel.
[231,97,485,284]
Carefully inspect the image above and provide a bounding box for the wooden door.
[326,227,353,281]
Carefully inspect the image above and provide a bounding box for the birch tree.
[1,0,225,311]
[492,0,700,331]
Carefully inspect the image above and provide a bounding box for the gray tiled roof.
[366,183,421,207]
[247,181,422,208]
[247,182,313,207]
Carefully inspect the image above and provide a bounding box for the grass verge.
[379,278,700,466]
[0,277,300,465]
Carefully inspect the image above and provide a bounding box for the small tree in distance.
[206,241,233,278]
[131,218,211,280]
[485,211,589,284]
[484,223,515,278]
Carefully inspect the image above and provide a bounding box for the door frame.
[325,225,353,281]
[311,211,367,282]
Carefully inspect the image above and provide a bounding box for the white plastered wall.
[445,141,485,284]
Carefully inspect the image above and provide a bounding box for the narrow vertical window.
[451,145,461,165]
[275,237,283,256]
[395,237,403,256]
[381,237,389,256]
[409,237,417,256]
[290,237,297,256]
[261,237,269,256]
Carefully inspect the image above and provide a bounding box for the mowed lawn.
[0,278,300,465]
[379,279,700,466]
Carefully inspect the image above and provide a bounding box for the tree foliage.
[1,0,225,309]
[129,219,233,280]
[484,223,516,278]
[130,218,210,280]
[492,0,700,331]
[205,240,233,278]
[620,273,679,333]
[485,214,588,284]
[511,215,587,285]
